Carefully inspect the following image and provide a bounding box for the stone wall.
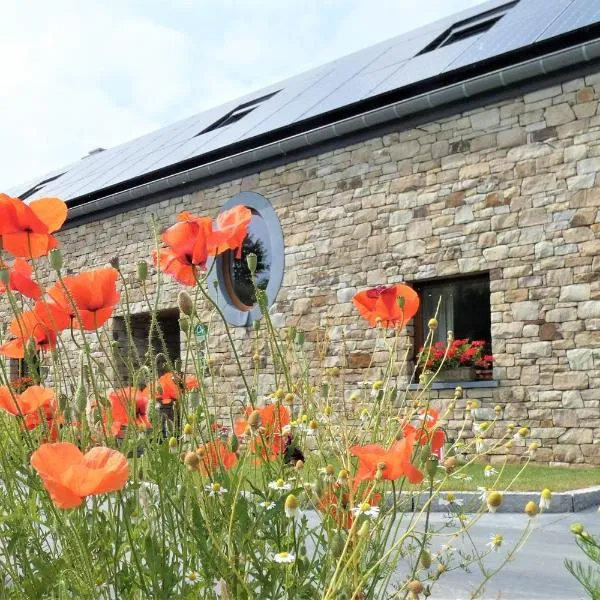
[2,72,600,464]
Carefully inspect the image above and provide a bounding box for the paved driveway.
[421,508,599,599]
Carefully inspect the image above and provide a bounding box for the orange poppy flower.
[0,258,42,300]
[153,212,214,286]
[0,385,54,416]
[234,403,290,437]
[0,194,67,258]
[0,310,58,358]
[148,372,199,406]
[352,284,419,329]
[31,442,129,509]
[108,387,151,436]
[351,432,423,484]
[402,408,446,457]
[210,205,252,258]
[197,439,238,476]
[43,267,120,330]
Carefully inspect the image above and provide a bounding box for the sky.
[0,0,488,191]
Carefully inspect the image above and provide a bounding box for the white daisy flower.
[540,489,552,511]
[185,571,201,585]
[484,466,498,478]
[284,494,299,519]
[438,493,463,507]
[205,483,227,496]
[477,486,488,501]
[268,479,292,491]
[475,437,486,453]
[452,473,472,482]
[487,534,503,551]
[259,501,276,510]
[351,502,380,519]
[272,551,296,564]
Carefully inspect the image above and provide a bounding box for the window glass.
[416,275,491,351]
[223,211,272,309]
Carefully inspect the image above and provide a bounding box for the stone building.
[3,0,600,464]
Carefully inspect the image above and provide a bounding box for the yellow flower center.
[359,502,371,512]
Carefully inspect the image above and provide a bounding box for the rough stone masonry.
[2,73,599,465]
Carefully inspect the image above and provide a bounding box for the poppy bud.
[407,580,423,595]
[179,316,191,334]
[0,268,9,285]
[247,410,261,429]
[331,531,346,558]
[295,330,305,346]
[48,248,63,272]
[295,459,304,471]
[246,253,257,274]
[177,291,195,317]
[443,456,457,474]
[253,320,261,331]
[570,522,584,535]
[287,326,296,341]
[420,549,432,569]
[137,260,148,282]
[425,455,438,480]
[74,384,87,417]
[174,359,182,372]
[357,521,370,538]
[228,434,239,453]
[109,257,120,270]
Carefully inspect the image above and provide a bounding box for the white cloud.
[0,0,487,191]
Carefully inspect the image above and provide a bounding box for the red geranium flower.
[352,284,419,329]
[0,310,57,358]
[0,195,67,258]
[351,432,423,484]
[0,258,42,299]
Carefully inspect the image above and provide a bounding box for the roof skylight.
[197,90,280,136]
[418,1,519,55]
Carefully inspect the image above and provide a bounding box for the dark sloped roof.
[8,0,600,209]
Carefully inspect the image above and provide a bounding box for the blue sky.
[0,0,486,190]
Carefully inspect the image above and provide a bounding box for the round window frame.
[208,192,284,327]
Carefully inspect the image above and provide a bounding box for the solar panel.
[8,0,600,205]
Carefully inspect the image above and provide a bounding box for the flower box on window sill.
[435,366,477,382]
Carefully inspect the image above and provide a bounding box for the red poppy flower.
[43,267,120,330]
[153,212,214,286]
[0,310,58,358]
[351,432,423,484]
[197,439,238,476]
[0,258,42,299]
[352,283,419,329]
[0,195,67,258]
[31,442,129,509]
[210,205,252,258]
[148,372,199,406]
[402,408,445,457]
[108,387,151,436]
[0,385,59,439]
[234,403,290,437]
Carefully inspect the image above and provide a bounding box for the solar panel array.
[7,0,599,206]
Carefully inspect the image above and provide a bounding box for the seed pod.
[246,253,257,274]
[177,291,195,316]
[48,248,63,271]
[330,531,346,558]
[420,549,432,569]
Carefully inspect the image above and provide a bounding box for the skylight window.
[18,173,65,200]
[197,90,280,136]
[418,1,518,55]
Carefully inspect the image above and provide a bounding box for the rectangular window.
[112,309,181,385]
[413,274,492,376]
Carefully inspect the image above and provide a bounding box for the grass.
[437,463,600,493]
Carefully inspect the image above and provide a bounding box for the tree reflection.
[230,235,269,307]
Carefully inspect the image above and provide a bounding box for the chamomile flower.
[527,442,539,459]
[540,489,552,511]
[439,492,463,507]
[484,465,498,478]
[206,482,227,496]
[284,494,299,519]
[359,408,370,423]
[486,491,503,513]
[268,479,292,492]
[475,437,486,453]
[258,501,276,510]
[487,534,503,551]
[477,486,488,501]
[272,551,296,564]
[185,571,201,585]
[318,465,336,484]
[351,502,380,519]
[452,473,473,482]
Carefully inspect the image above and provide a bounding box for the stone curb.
[384,486,600,513]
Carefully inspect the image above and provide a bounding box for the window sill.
[407,380,498,391]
